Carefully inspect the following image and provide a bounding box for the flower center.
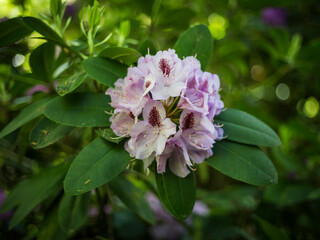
[148,107,162,127]
[159,58,171,76]
[182,112,194,129]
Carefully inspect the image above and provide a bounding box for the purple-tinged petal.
[26,84,50,96]
[110,110,135,137]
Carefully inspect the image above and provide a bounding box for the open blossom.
[106,49,224,177]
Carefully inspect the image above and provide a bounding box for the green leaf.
[43,93,111,127]
[155,168,196,220]
[29,42,55,82]
[29,117,74,149]
[207,141,278,186]
[138,39,157,56]
[38,205,67,240]
[174,24,213,70]
[82,57,127,87]
[23,17,64,44]
[216,108,281,147]
[56,72,87,96]
[64,138,130,195]
[0,97,51,139]
[109,175,155,225]
[253,215,290,240]
[99,47,141,65]
[0,165,68,229]
[58,193,90,234]
[0,17,32,47]
[95,128,124,143]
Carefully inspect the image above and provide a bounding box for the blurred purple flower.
[262,7,287,27]
[88,206,99,218]
[64,4,79,19]
[0,190,13,221]
[0,17,8,23]
[26,84,50,96]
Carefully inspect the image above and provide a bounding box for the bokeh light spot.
[303,97,319,118]
[208,13,228,40]
[251,65,265,82]
[276,83,290,101]
[12,54,25,67]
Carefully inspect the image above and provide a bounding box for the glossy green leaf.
[0,165,68,229]
[0,17,32,47]
[216,108,281,146]
[110,175,155,225]
[58,193,90,234]
[64,138,130,195]
[29,42,55,82]
[207,141,278,186]
[99,47,141,65]
[23,17,63,43]
[155,169,196,220]
[43,93,111,127]
[174,24,213,70]
[95,128,124,143]
[56,72,87,96]
[254,215,289,240]
[82,57,127,86]
[29,117,74,149]
[0,97,51,139]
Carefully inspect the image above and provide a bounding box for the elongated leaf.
[174,24,213,70]
[0,165,68,229]
[56,72,87,96]
[29,42,55,82]
[99,47,141,65]
[58,193,90,234]
[110,175,155,225]
[23,17,63,44]
[0,97,51,139]
[155,169,196,220]
[29,118,74,149]
[95,128,124,143]
[43,93,111,127]
[64,138,130,195]
[207,141,278,186]
[82,57,127,86]
[0,17,32,47]
[253,215,289,240]
[216,108,281,146]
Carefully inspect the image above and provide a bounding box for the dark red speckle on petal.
[159,58,171,76]
[148,107,161,127]
[182,112,195,130]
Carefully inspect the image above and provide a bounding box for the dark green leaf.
[99,47,141,65]
[0,17,32,47]
[64,138,130,195]
[95,128,124,143]
[0,97,52,139]
[216,108,281,146]
[29,42,55,82]
[110,175,155,225]
[82,57,127,86]
[207,141,278,186]
[138,39,157,56]
[155,168,196,220]
[0,165,68,229]
[23,17,63,43]
[56,72,87,96]
[29,117,74,149]
[38,204,67,240]
[43,93,111,127]
[174,24,213,70]
[253,215,289,240]
[58,193,90,234]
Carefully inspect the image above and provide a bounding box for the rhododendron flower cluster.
[106,49,224,177]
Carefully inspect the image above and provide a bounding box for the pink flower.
[146,49,191,100]
[110,110,135,137]
[125,100,176,160]
[26,84,50,96]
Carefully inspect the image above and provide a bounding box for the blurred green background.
[0,0,319,239]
